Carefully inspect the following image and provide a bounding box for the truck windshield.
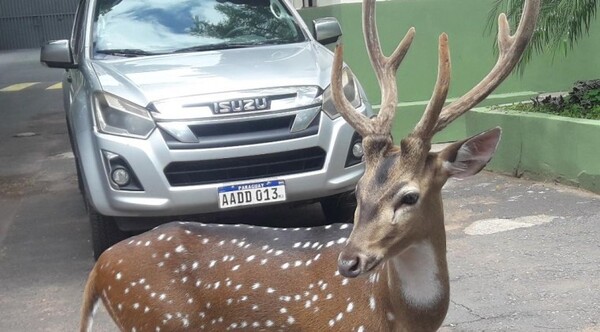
[92,0,307,58]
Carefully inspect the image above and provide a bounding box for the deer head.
[335,0,540,278]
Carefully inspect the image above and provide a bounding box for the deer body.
[81,0,540,330]
[82,220,449,331]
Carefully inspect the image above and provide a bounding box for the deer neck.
[381,220,450,330]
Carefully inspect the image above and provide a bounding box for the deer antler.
[331,0,415,138]
[431,0,541,134]
[332,0,541,143]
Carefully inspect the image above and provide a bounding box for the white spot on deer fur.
[340,224,349,229]
[287,316,295,325]
[252,283,261,290]
[280,296,291,302]
[209,260,216,268]
[326,294,333,300]
[157,262,164,267]
[232,265,240,271]
[329,319,335,327]
[347,302,354,312]
[265,320,274,327]
[261,259,268,265]
[294,260,302,267]
[145,241,151,246]
[312,294,318,301]
[337,237,347,244]
[336,312,344,321]
[144,306,150,313]
[357,326,365,332]
[144,285,150,290]
[235,284,242,290]
[118,304,123,311]
[115,273,122,280]
[293,242,301,248]
[136,241,142,246]
[342,278,349,286]
[464,215,559,235]
[192,262,199,270]
[159,294,166,301]
[262,245,269,251]
[312,242,320,249]
[167,236,173,241]
[150,292,156,298]
[321,283,328,290]
[294,294,302,301]
[325,225,332,229]
[280,308,287,314]
[182,318,190,327]
[390,240,443,309]
[175,245,186,253]
[326,241,335,248]
[252,304,259,311]
[202,238,209,244]
[386,312,395,321]
[267,288,275,293]
[133,303,140,309]
[306,260,312,266]
[369,296,376,311]
[275,250,283,256]
[252,322,260,327]
[303,242,311,248]
[124,288,129,294]
[314,254,321,260]
[246,255,256,262]
[164,252,171,259]
[281,263,290,269]
[305,300,312,308]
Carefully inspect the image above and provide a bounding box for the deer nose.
[338,252,362,278]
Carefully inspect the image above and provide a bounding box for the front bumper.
[83,112,364,217]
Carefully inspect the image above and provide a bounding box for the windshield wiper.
[95,49,164,57]
[172,40,286,54]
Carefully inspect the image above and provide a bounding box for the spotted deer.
[80,0,540,331]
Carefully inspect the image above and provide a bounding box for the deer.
[80,0,540,331]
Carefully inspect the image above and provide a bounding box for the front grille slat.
[164,147,326,186]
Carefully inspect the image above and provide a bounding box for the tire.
[320,191,357,224]
[88,202,128,260]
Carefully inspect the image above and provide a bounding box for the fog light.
[352,142,364,158]
[111,167,131,186]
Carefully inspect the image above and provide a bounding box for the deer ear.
[438,127,502,178]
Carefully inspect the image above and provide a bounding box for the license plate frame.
[218,180,286,209]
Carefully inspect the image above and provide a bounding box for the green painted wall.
[465,109,600,193]
[300,0,600,140]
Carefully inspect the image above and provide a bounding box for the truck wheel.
[320,191,357,224]
[88,202,128,260]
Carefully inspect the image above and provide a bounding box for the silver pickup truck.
[41,0,372,259]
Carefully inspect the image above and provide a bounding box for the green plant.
[487,0,599,73]
[495,80,600,120]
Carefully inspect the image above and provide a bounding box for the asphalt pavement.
[0,49,598,331]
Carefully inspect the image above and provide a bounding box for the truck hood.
[91,42,334,106]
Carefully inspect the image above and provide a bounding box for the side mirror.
[41,40,77,69]
[313,17,342,45]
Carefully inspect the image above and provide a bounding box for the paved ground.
[0,49,598,331]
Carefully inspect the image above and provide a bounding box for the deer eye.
[400,192,419,206]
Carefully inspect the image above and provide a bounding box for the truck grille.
[160,113,320,149]
[164,147,326,186]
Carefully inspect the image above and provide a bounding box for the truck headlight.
[93,92,156,139]
[322,67,362,119]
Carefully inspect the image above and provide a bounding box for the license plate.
[218,180,286,209]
